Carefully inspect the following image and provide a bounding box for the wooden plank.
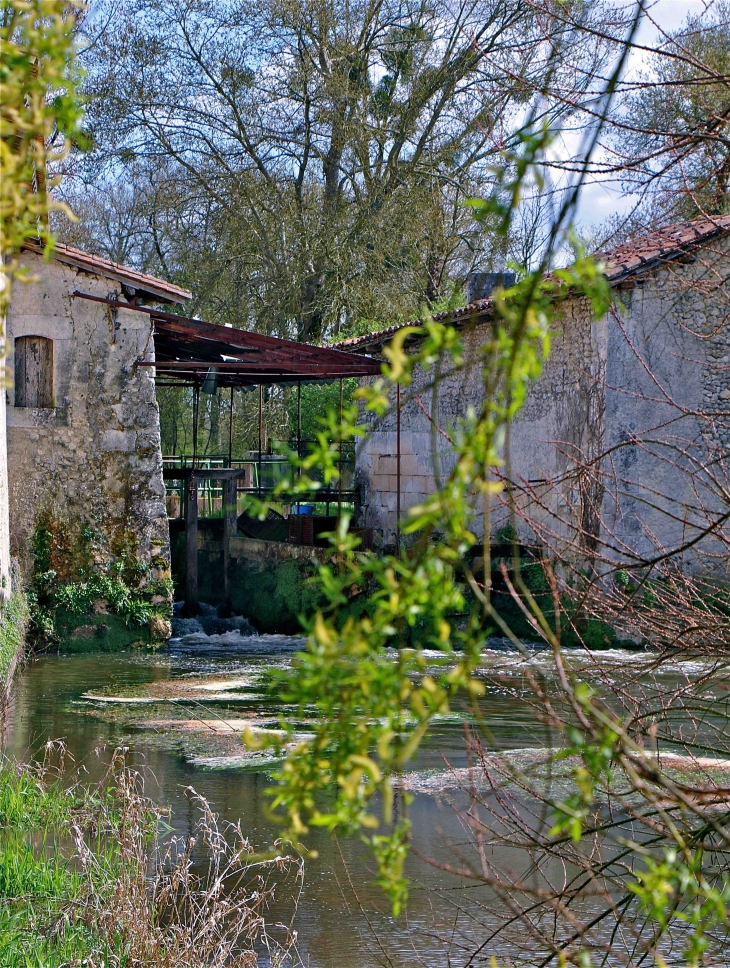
[14,336,53,408]
[14,338,26,407]
[38,337,53,407]
[185,477,199,611]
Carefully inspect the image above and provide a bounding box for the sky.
[574,0,711,230]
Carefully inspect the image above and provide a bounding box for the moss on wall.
[228,558,323,634]
[169,525,326,633]
[27,512,172,651]
[53,611,150,653]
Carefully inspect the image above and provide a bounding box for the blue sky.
[575,0,709,229]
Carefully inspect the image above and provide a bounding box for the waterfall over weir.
[171,601,305,653]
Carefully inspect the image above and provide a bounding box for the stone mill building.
[4,242,191,642]
[3,213,730,650]
[342,216,730,578]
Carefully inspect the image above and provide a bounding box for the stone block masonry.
[6,251,170,590]
[354,232,730,576]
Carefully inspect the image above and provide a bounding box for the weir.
[72,290,381,624]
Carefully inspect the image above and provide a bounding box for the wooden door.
[15,336,54,408]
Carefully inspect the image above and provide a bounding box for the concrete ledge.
[229,535,332,563]
[7,406,70,428]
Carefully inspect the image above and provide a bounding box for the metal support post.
[228,386,234,468]
[192,386,200,469]
[258,384,263,499]
[297,381,302,517]
[338,378,343,521]
[222,475,237,604]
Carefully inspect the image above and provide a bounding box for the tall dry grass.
[0,745,303,967]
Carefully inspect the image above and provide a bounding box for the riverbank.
[0,752,300,967]
[0,583,28,706]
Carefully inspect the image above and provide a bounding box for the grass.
[0,749,302,967]
[0,754,122,967]
[0,584,29,688]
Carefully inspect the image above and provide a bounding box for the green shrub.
[495,522,518,544]
[0,581,29,685]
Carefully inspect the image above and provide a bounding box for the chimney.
[466,271,517,303]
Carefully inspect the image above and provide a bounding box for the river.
[2,634,727,966]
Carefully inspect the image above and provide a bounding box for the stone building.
[5,242,191,631]
[342,216,730,576]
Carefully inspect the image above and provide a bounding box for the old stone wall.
[355,301,605,553]
[355,325,486,549]
[505,295,607,559]
[6,251,170,585]
[0,388,11,598]
[355,249,730,576]
[602,248,730,576]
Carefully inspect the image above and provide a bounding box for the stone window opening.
[14,336,54,408]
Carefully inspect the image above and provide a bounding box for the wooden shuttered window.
[14,336,54,408]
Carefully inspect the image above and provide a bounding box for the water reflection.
[4,641,729,966]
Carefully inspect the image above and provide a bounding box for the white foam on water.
[401,748,556,793]
[197,677,252,691]
[169,630,306,653]
[190,753,283,769]
[190,692,256,702]
[476,646,730,679]
[81,694,160,704]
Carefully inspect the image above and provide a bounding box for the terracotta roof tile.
[22,240,192,304]
[599,214,730,282]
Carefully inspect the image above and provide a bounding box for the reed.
[0,745,302,966]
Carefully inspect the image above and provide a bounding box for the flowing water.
[3,629,730,966]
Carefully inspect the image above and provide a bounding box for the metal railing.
[163,443,357,519]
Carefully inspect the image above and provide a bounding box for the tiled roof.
[335,214,730,354]
[599,213,730,283]
[23,240,192,304]
[335,297,495,352]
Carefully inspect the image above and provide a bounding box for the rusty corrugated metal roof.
[335,214,730,354]
[23,240,193,304]
[73,291,382,386]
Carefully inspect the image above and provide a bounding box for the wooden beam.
[140,360,379,376]
[185,476,199,611]
[223,476,237,604]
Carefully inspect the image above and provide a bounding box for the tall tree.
[613,3,730,220]
[1,0,84,317]
[76,0,621,340]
